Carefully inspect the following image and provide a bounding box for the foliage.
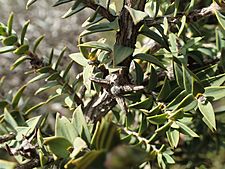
[1,0,225,168]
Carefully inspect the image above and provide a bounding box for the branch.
[0,132,16,144]
[15,159,40,169]
[83,0,116,22]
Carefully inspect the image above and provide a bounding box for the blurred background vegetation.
[0,0,88,118]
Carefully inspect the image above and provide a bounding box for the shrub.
[1,0,225,168]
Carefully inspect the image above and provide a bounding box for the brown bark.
[116,0,146,69]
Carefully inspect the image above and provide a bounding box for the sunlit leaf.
[198,101,216,131]
[125,6,148,25]
[44,136,72,158]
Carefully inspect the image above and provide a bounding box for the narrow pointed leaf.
[69,53,88,66]
[12,85,27,108]
[13,44,29,55]
[7,12,14,35]
[33,35,45,53]
[125,6,148,25]
[2,35,18,46]
[176,121,199,137]
[0,46,16,54]
[198,101,216,130]
[20,20,30,45]
[113,45,134,65]
[10,56,30,70]
[134,53,166,69]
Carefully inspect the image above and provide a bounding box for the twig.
[0,132,16,144]
[15,159,40,169]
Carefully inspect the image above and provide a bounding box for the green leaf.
[78,41,112,52]
[139,25,169,50]
[70,137,87,158]
[0,24,7,36]
[175,94,197,112]
[27,73,49,84]
[33,35,45,53]
[156,121,173,133]
[0,101,8,109]
[68,150,105,169]
[72,105,91,143]
[146,65,158,91]
[173,62,184,88]
[80,19,119,37]
[215,9,225,30]
[176,121,199,137]
[180,37,203,54]
[37,66,52,73]
[7,12,14,35]
[0,46,16,54]
[10,56,30,70]
[166,128,179,148]
[147,114,168,125]
[166,90,188,110]
[129,97,153,110]
[83,65,94,92]
[48,48,54,65]
[202,73,225,86]
[25,94,59,115]
[157,77,171,101]
[35,81,58,95]
[134,53,166,69]
[44,136,72,158]
[177,15,186,37]
[55,113,78,143]
[182,64,192,93]
[2,35,18,46]
[62,60,74,79]
[12,85,27,108]
[92,118,120,150]
[198,101,216,131]
[45,72,60,81]
[125,6,147,25]
[62,1,85,18]
[169,108,184,120]
[204,86,225,101]
[53,0,73,7]
[113,45,134,65]
[53,47,67,70]
[13,44,29,55]
[0,160,17,169]
[4,108,18,129]
[162,153,175,164]
[169,33,178,56]
[20,20,30,45]
[26,0,38,9]
[69,52,88,67]
[163,17,169,35]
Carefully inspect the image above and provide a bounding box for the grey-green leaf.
[69,52,88,66]
[113,45,134,65]
[134,53,166,69]
[198,101,216,131]
[0,46,16,54]
[176,121,199,137]
[125,6,148,25]
[204,86,225,101]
